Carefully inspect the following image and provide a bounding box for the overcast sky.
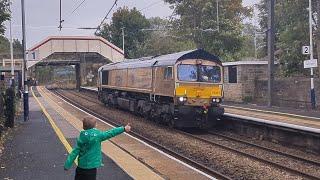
[4,0,259,48]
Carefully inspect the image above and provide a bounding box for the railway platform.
[0,89,134,180]
[223,102,320,131]
[0,86,215,180]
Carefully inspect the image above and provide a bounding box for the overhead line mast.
[59,0,62,30]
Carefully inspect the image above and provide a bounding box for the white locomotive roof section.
[100,49,221,71]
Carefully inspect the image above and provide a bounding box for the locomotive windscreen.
[178,64,221,83]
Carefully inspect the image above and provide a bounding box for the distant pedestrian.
[64,117,131,180]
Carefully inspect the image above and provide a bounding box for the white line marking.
[223,105,320,120]
[224,113,320,134]
[49,88,216,180]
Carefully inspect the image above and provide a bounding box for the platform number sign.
[302,46,310,55]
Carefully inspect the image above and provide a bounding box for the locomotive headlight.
[212,98,216,102]
[216,98,220,103]
[178,97,187,102]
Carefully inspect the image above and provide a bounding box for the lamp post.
[9,3,14,88]
[21,0,29,121]
[267,0,275,107]
[309,0,316,109]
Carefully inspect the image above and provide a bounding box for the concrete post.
[75,64,81,90]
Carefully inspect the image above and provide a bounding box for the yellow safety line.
[31,87,77,165]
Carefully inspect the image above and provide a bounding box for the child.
[64,116,131,180]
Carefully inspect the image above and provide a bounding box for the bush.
[243,96,253,103]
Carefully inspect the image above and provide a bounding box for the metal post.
[59,0,62,31]
[309,0,316,109]
[216,0,219,32]
[121,27,125,56]
[9,3,14,88]
[21,0,29,121]
[254,32,257,59]
[267,0,275,107]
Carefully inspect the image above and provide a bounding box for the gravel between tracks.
[58,89,313,180]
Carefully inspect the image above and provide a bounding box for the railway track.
[52,89,231,180]
[55,89,320,179]
[207,131,320,167]
[75,89,320,163]
[180,131,320,180]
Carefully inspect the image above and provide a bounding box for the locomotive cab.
[172,58,224,128]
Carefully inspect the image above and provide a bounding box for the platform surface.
[0,93,133,180]
[223,102,320,130]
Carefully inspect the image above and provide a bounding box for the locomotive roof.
[99,49,221,71]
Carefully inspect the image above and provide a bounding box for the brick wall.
[224,83,243,102]
[254,78,320,109]
[224,64,268,102]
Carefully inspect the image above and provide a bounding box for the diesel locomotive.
[97,49,224,128]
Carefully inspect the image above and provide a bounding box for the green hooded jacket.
[64,127,125,169]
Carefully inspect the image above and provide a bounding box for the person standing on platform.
[64,117,131,180]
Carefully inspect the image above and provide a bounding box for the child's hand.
[125,123,131,132]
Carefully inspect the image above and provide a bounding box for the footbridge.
[27,36,124,89]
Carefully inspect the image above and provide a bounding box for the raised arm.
[100,126,125,141]
[100,124,131,141]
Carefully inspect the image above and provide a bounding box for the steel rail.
[53,89,231,180]
[208,131,320,167]
[60,89,320,180]
[177,131,320,180]
[78,88,320,166]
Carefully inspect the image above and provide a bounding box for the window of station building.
[102,70,109,85]
[164,66,173,80]
[228,65,237,83]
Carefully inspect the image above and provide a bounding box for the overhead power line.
[95,0,118,34]
[138,0,162,12]
[63,0,87,23]
[70,0,86,15]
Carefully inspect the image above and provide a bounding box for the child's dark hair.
[83,117,96,130]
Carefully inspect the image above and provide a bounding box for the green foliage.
[243,96,253,103]
[0,0,10,35]
[135,17,196,57]
[97,7,150,58]
[258,0,316,76]
[0,35,9,53]
[36,66,54,84]
[0,36,23,55]
[164,0,252,61]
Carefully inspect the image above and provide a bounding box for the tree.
[0,0,10,35]
[97,7,150,58]
[258,0,311,76]
[0,35,9,53]
[0,37,23,55]
[135,17,196,56]
[164,0,252,61]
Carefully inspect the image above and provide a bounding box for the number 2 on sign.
[302,46,310,55]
